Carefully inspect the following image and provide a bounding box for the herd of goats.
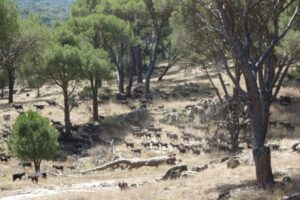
[0,83,298,185]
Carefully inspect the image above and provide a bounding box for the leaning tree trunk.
[7,68,15,103]
[158,64,172,81]
[250,99,274,188]
[62,86,71,135]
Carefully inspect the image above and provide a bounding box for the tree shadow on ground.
[207,175,300,200]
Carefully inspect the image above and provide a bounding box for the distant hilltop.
[16,0,76,26]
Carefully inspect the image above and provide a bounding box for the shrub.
[8,110,59,173]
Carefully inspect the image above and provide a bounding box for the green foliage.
[44,26,82,86]
[20,15,50,90]
[80,44,112,80]
[0,0,18,46]
[8,110,59,170]
[16,0,75,26]
[276,30,300,59]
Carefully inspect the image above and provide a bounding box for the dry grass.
[0,64,300,200]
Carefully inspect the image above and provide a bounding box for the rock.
[220,157,229,163]
[280,193,300,200]
[124,109,149,125]
[118,181,130,190]
[167,111,179,124]
[218,191,230,200]
[181,171,198,178]
[192,164,208,172]
[268,143,280,151]
[292,143,300,152]
[227,159,240,169]
[186,107,194,120]
[282,176,292,183]
[273,169,288,179]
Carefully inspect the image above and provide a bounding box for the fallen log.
[80,155,176,175]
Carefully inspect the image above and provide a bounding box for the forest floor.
[0,64,299,200]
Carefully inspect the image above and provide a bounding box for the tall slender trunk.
[135,46,143,84]
[126,65,134,97]
[36,87,40,98]
[230,87,240,153]
[145,61,155,96]
[250,99,274,188]
[117,66,125,94]
[62,86,71,135]
[7,68,15,103]
[145,35,161,96]
[91,76,99,122]
[33,160,40,174]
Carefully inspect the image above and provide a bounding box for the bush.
[8,110,59,173]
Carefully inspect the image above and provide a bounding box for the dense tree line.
[0,0,299,189]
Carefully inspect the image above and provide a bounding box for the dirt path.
[0,177,154,200]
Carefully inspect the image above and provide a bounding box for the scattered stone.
[268,143,280,151]
[292,143,300,152]
[220,157,229,163]
[281,193,300,200]
[274,169,288,179]
[181,171,198,178]
[118,181,130,190]
[192,164,208,172]
[282,176,292,183]
[227,159,240,169]
[218,191,230,200]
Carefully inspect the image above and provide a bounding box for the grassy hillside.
[16,0,75,26]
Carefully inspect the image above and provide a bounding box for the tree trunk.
[91,76,99,122]
[117,66,125,94]
[253,146,274,188]
[34,161,40,174]
[134,46,143,84]
[158,64,172,81]
[145,36,161,96]
[145,63,155,96]
[249,98,274,188]
[126,65,134,97]
[7,68,15,103]
[36,87,40,98]
[62,86,71,135]
[230,87,240,154]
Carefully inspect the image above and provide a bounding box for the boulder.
[292,143,300,152]
[167,111,179,124]
[273,169,288,179]
[124,109,149,125]
[227,159,240,169]
[282,176,292,184]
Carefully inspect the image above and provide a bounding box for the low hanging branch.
[80,155,176,175]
